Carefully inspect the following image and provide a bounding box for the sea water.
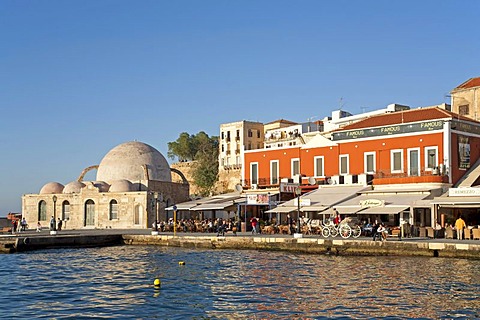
[1,245,479,319]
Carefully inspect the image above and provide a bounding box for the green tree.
[168,131,219,196]
[167,132,196,161]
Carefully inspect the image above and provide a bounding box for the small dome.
[40,182,65,194]
[96,141,171,183]
[93,181,110,192]
[109,179,133,192]
[63,181,86,194]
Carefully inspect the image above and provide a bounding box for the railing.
[373,168,449,184]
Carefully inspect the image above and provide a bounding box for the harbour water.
[1,245,479,319]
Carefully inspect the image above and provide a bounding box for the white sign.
[293,198,311,206]
[360,199,385,208]
[449,188,480,197]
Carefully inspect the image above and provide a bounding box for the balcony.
[373,168,449,185]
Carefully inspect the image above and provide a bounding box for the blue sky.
[1,0,479,216]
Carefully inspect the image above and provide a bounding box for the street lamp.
[52,195,57,234]
[295,187,302,235]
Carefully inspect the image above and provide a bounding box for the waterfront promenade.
[1,228,480,259]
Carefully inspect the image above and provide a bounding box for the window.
[408,148,420,176]
[250,162,258,185]
[257,130,261,138]
[110,200,118,220]
[248,129,253,138]
[291,158,300,177]
[459,105,469,116]
[339,154,349,175]
[390,149,403,173]
[221,132,224,139]
[364,152,376,174]
[270,160,279,185]
[236,156,241,165]
[314,156,324,177]
[38,200,47,221]
[425,147,438,170]
[62,201,70,220]
[221,144,224,152]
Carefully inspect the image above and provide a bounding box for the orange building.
[243,106,480,229]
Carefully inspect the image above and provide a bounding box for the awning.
[166,193,245,211]
[332,192,429,215]
[432,196,480,206]
[333,206,365,215]
[359,206,409,215]
[266,185,370,214]
[265,206,297,213]
[191,202,236,211]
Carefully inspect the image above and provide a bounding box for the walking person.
[455,216,466,240]
[50,216,55,231]
[57,218,63,231]
[12,219,18,234]
[21,217,27,231]
[250,217,258,234]
[287,213,294,235]
[36,221,42,232]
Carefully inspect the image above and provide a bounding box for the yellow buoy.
[154,278,161,287]
[178,261,185,265]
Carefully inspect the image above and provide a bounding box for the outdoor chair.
[419,227,426,238]
[426,227,435,238]
[445,228,454,239]
[472,228,480,240]
[464,228,472,240]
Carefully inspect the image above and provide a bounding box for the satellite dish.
[235,184,243,193]
[308,177,316,185]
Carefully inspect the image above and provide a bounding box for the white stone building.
[22,141,189,230]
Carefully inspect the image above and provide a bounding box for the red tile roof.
[452,77,480,91]
[337,107,475,131]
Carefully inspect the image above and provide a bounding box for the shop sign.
[448,188,480,197]
[360,199,385,208]
[332,120,444,141]
[247,194,270,205]
[280,182,299,193]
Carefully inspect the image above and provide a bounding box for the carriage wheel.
[321,227,330,238]
[330,226,338,237]
[339,225,352,238]
[352,226,362,238]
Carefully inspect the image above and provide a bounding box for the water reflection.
[0,246,478,319]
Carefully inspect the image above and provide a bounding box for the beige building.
[217,121,264,192]
[22,141,189,230]
[451,77,480,121]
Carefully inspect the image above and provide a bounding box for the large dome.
[40,182,65,194]
[96,141,171,183]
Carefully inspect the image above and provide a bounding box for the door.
[408,148,420,176]
[134,205,142,226]
[84,200,95,226]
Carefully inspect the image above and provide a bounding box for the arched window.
[84,199,95,226]
[38,200,47,221]
[62,201,70,220]
[110,199,118,220]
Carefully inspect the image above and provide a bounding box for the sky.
[1,0,479,216]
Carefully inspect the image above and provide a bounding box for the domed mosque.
[22,141,189,230]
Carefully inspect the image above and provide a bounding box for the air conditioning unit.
[330,175,340,185]
[251,184,258,190]
[292,174,301,184]
[344,174,353,185]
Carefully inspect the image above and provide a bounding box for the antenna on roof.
[339,97,345,110]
